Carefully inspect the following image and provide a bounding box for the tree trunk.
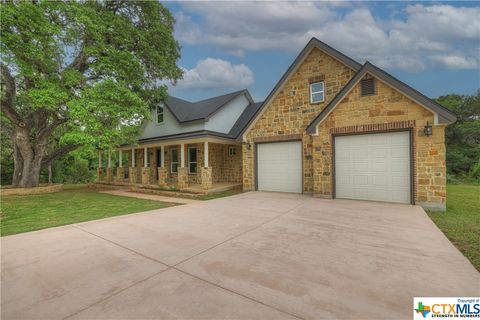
[11,142,23,187]
[12,127,46,188]
[48,163,52,184]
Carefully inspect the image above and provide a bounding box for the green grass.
[195,189,242,201]
[427,184,480,271]
[0,185,174,236]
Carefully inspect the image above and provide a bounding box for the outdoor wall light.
[424,122,433,136]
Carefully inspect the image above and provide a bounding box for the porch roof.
[119,130,241,149]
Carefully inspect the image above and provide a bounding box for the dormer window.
[156,105,164,124]
[310,82,324,104]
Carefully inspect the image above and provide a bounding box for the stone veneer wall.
[243,47,355,192]
[242,47,447,209]
[209,144,242,183]
[312,79,446,208]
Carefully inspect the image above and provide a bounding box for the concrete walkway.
[2,192,478,319]
[100,189,200,204]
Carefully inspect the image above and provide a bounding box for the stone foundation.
[116,167,125,183]
[417,202,446,212]
[129,167,139,184]
[177,167,188,188]
[141,167,152,185]
[158,167,167,186]
[106,168,113,183]
[200,167,212,190]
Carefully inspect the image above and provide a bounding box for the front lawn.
[1,185,174,236]
[427,184,480,271]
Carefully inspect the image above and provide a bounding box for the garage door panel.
[335,131,411,204]
[257,141,302,193]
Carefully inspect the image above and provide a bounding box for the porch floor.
[182,183,242,194]
[94,181,242,196]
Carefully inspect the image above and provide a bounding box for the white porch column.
[144,147,148,167]
[180,143,185,168]
[160,145,165,167]
[108,152,111,168]
[204,141,209,167]
[118,150,123,167]
[98,151,102,168]
[131,149,135,167]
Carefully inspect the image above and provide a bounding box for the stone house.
[98,38,455,210]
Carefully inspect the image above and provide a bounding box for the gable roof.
[306,62,457,134]
[164,89,253,123]
[237,37,362,140]
[137,100,264,145]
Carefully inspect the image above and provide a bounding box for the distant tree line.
[435,90,480,183]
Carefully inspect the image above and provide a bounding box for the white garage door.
[257,141,302,193]
[334,131,411,204]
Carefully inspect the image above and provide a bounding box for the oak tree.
[1,1,182,187]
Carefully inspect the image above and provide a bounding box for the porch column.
[204,141,209,167]
[158,145,167,187]
[200,141,212,190]
[116,150,125,183]
[97,151,103,182]
[177,143,188,189]
[106,152,113,183]
[129,148,137,184]
[141,147,150,185]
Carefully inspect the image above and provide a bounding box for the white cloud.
[175,2,480,72]
[430,55,478,70]
[175,58,253,89]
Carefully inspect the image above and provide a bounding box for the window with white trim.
[156,104,164,124]
[188,147,197,174]
[310,82,324,103]
[171,148,178,173]
[228,146,236,156]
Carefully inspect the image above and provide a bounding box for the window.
[188,147,197,174]
[228,146,236,156]
[171,148,178,173]
[361,78,375,96]
[156,104,164,124]
[310,82,324,103]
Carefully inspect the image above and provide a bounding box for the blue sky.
[163,1,479,102]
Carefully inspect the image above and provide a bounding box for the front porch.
[96,138,243,195]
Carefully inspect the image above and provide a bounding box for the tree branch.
[0,62,22,125]
[42,144,79,165]
[67,34,92,73]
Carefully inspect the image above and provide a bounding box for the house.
[97,38,456,211]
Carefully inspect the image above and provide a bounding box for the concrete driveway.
[2,192,478,320]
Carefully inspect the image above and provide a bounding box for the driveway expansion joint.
[68,203,306,320]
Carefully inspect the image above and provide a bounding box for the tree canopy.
[1,1,182,187]
[435,90,480,180]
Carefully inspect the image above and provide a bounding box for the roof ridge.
[192,89,248,104]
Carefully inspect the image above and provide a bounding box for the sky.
[163,1,480,102]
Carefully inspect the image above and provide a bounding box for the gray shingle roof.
[165,90,253,123]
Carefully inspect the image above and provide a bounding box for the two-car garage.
[255,131,412,204]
